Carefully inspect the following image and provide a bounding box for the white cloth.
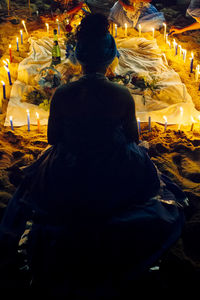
[4,36,200,126]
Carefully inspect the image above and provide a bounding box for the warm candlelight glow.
[163,23,166,41]
[124,23,127,36]
[36,112,40,131]
[178,107,183,130]
[152,28,154,38]
[138,24,141,37]
[167,40,171,49]
[163,115,167,131]
[190,116,195,131]
[45,23,49,33]
[22,20,28,34]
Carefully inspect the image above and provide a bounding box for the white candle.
[182,49,187,63]
[20,30,23,44]
[10,116,14,130]
[195,65,200,81]
[163,116,167,131]
[45,23,49,34]
[3,60,8,67]
[163,23,166,42]
[178,45,182,57]
[16,37,19,51]
[115,24,117,38]
[124,23,127,37]
[138,24,141,37]
[178,107,183,130]
[22,20,28,35]
[27,109,30,131]
[152,28,154,39]
[167,41,171,49]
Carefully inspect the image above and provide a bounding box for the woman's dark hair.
[76,13,110,41]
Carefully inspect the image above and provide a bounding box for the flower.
[65,24,73,32]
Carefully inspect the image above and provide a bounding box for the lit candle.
[27,109,30,131]
[178,45,182,57]
[190,116,195,131]
[167,40,171,49]
[22,20,28,35]
[148,116,151,132]
[4,66,12,85]
[9,44,12,63]
[1,81,6,99]
[16,37,19,51]
[56,19,60,35]
[175,43,178,56]
[138,24,141,37]
[195,64,200,82]
[137,117,141,135]
[20,30,23,44]
[36,112,40,131]
[190,52,194,73]
[10,116,14,130]
[115,24,117,38]
[178,106,183,130]
[6,59,10,65]
[182,49,187,63]
[3,60,8,67]
[152,27,154,39]
[163,23,166,42]
[163,116,167,132]
[45,23,49,34]
[124,23,127,37]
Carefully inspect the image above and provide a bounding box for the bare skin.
[169,17,200,35]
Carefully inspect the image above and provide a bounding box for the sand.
[0,3,200,293]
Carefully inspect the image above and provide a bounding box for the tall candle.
[56,19,60,35]
[148,116,151,132]
[163,23,166,42]
[152,28,154,39]
[124,23,127,37]
[20,30,23,44]
[3,60,8,67]
[195,64,200,81]
[115,24,117,38]
[137,118,141,135]
[10,116,14,130]
[9,44,12,63]
[45,23,49,34]
[178,107,183,130]
[167,40,171,49]
[36,112,40,131]
[190,116,195,131]
[182,49,187,63]
[163,116,167,132]
[138,24,141,37]
[16,37,19,51]
[190,52,194,73]
[4,66,12,85]
[27,109,30,131]
[1,81,6,99]
[22,20,28,35]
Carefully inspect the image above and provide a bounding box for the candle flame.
[26,109,30,114]
[16,37,18,42]
[180,107,183,113]
[125,23,127,28]
[198,115,200,121]
[137,117,140,122]
[6,59,10,64]
[4,66,9,72]
[36,112,39,119]
[3,60,7,65]
[9,44,11,49]
[10,116,12,121]
[1,80,5,85]
[191,116,195,123]
[191,52,194,58]
[20,30,23,34]
[163,116,167,122]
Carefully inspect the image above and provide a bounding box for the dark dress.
[0,74,187,297]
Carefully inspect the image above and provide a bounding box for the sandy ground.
[0,3,200,294]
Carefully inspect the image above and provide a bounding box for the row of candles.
[137,108,200,135]
[9,110,40,132]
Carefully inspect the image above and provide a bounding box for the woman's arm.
[169,21,200,35]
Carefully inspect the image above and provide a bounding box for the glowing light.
[124,23,127,37]
[163,116,167,131]
[22,20,28,35]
